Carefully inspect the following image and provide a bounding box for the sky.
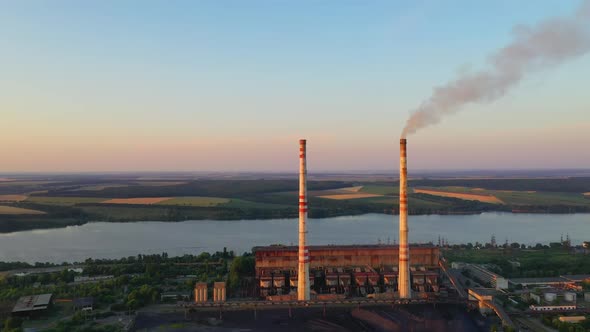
[1,1,589,172]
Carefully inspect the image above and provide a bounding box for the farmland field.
[0,195,27,202]
[340,186,363,192]
[359,185,397,195]
[102,197,171,205]
[222,198,291,209]
[493,191,590,206]
[133,181,188,186]
[70,184,129,191]
[319,193,383,200]
[156,196,229,207]
[26,196,108,206]
[413,189,503,204]
[0,181,62,186]
[0,206,45,215]
[0,175,588,232]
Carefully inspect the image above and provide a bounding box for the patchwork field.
[156,196,229,207]
[26,196,108,206]
[0,206,45,215]
[319,193,383,200]
[102,197,171,205]
[413,189,504,204]
[0,195,28,202]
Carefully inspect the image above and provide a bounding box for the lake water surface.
[0,213,589,263]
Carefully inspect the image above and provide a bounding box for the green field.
[26,196,109,206]
[221,198,292,209]
[415,186,590,207]
[493,191,590,206]
[0,205,45,215]
[360,184,397,195]
[79,205,177,221]
[156,196,230,207]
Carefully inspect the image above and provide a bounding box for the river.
[0,213,589,263]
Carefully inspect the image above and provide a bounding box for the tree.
[3,317,23,331]
[228,256,255,291]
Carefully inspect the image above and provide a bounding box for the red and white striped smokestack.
[297,139,310,301]
[398,138,411,299]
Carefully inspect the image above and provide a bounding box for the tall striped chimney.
[297,139,310,301]
[398,138,411,299]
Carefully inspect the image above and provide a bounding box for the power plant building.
[254,244,440,298]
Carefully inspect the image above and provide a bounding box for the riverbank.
[3,204,590,234]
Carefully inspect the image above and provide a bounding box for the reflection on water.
[0,212,589,263]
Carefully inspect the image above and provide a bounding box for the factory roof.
[253,244,437,252]
[12,294,53,313]
[469,288,498,297]
[561,274,590,282]
[509,277,567,285]
[73,297,94,309]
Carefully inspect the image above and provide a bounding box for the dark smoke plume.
[402,1,590,138]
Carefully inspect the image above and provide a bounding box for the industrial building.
[253,244,440,298]
[464,264,508,290]
[12,293,53,317]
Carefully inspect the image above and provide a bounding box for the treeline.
[36,180,353,198]
[0,202,89,233]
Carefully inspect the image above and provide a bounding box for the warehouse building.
[12,294,53,317]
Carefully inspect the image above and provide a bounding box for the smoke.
[402,1,590,138]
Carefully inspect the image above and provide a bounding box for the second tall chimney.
[398,138,411,299]
[297,139,310,301]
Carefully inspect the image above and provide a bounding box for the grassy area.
[78,205,175,221]
[133,181,188,186]
[0,205,45,215]
[493,191,590,206]
[360,184,398,195]
[221,198,291,209]
[26,196,109,206]
[157,196,230,207]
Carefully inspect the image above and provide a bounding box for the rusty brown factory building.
[254,244,441,299]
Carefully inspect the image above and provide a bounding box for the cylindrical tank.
[564,292,576,302]
[544,292,557,302]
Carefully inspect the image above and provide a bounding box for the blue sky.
[1,1,588,171]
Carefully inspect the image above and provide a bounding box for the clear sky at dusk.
[1,1,589,172]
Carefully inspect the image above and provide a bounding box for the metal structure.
[398,138,411,299]
[298,139,310,301]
